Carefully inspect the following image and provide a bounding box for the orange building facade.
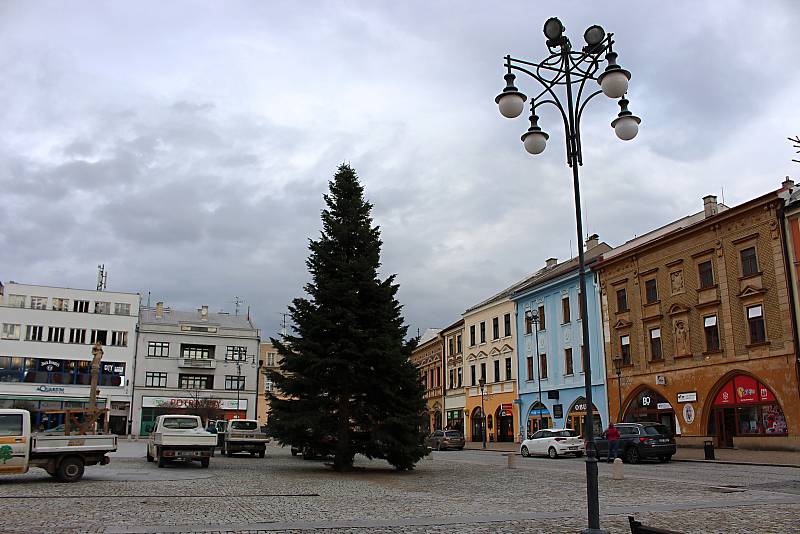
[410,329,444,433]
[596,187,800,451]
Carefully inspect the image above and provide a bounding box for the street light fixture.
[524,309,544,432]
[613,358,623,422]
[224,352,257,418]
[478,377,487,450]
[495,17,640,534]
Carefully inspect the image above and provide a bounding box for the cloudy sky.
[1,1,799,339]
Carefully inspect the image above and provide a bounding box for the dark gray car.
[425,430,465,451]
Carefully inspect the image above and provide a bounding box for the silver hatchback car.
[425,430,465,451]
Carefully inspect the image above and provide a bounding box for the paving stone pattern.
[0,445,798,533]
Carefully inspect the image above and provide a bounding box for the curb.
[672,458,800,469]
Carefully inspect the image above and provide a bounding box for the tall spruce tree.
[267,164,427,471]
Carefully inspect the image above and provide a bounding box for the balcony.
[178,358,217,369]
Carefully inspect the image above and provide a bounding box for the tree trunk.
[334,394,353,471]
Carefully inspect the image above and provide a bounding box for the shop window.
[698,260,715,289]
[564,348,573,375]
[747,305,766,344]
[620,335,631,365]
[704,315,720,351]
[740,246,759,276]
[645,279,658,304]
[616,288,628,312]
[649,328,662,361]
[711,375,788,437]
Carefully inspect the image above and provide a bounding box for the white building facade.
[131,302,260,436]
[0,282,140,434]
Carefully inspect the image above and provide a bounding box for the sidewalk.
[463,441,518,452]
[673,446,800,468]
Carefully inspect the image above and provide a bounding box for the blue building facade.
[513,244,610,440]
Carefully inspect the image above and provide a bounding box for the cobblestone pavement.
[1,444,799,533]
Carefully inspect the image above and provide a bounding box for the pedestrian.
[606,422,620,463]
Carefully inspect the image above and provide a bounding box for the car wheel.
[259,450,266,459]
[200,458,210,468]
[548,447,558,459]
[56,456,85,483]
[625,447,640,464]
[146,449,154,462]
[521,446,530,457]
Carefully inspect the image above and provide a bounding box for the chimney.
[200,305,209,320]
[155,302,164,319]
[703,195,718,218]
[585,234,599,251]
[782,176,795,191]
[545,257,558,268]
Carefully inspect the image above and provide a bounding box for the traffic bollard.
[506,453,516,469]
[612,457,624,480]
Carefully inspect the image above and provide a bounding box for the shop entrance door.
[471,416,484,442]
[497,415,513,442]
[715,408,735,448]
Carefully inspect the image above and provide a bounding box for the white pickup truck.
[146,414,216,468]
[221,419,270,457]
[0,409,117,482]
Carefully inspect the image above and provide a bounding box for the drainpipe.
[778,203,800,398]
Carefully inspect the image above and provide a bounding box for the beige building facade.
[441,319,465,433]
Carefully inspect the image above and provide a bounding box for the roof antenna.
[233,296,243,316]
[721,186,725,205]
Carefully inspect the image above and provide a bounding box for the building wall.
[257,341,282,424]
[463,299,518,443]
[410,333,443,433]
[442,322,464,432]
[131,306,260,436]
[513,269,608,438]
[597,192,800,450]
[0,283,140,434]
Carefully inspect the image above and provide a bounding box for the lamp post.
[525,309,544,432]
[495,17,639,534]
[224,352,257,419]
[613,358,623,422]
[478,377,487,449]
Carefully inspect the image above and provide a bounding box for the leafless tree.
[790,135,800,164]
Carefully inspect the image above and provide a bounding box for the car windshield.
[162,417,198,429]
[230,421,257,431]
[643,424,670,436]
[554,430,578,437]
[444,431,462,438]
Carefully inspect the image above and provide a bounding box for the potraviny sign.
[142,396,247,410]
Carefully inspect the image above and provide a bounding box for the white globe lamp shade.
[522,131,548,155]
[612,115,640,141]
[599,70,630,99]
[498,92,526,119]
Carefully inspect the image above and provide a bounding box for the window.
[616,288,628,312]
[114,303,131,315]
[493,360,500,382]
[456,334,462,353]
[698,261,714,289]
[94,301,111,314]
[0,414,23,437]
[538,305,546,331]
[525,312,533,334]
[480,362,486,382]
[148,341,169,357]
[539,353,548,379]
[429,369,434,388]
[504,313,511,337]
[645,279,658,304]
[436,367,440,387]
[145,372,168,388]
[448,337,454,356]
[25,325,44,341]
[179,374,213,389]
[740,247,759,276]
[527,356,534,380]
[181,344,214,359]
[2,324,20,340]
[469,325,476,346]
[649,328,662,361]
[470,365,476,386]
[747,305,766,344]
[110,331,128,347]
[91,330,108,345]
[449,369,454,389]
[457,367,462,387]
[8,294,25,308]
[225,375,245,390]
[30,296,47,310]
[479,322,486,343]
[225,346,247,361]
[564,348,574,375]
[51,298,69,311]
[265,378,274,392]
[492,318,499,340]
[69,328,86,344]
[267,352,276,366]
[72,300,89,313]
[562,297,571,323]
[505,357,512,381]
[620,335,631,365]
[47,327,65,343]
[704,315,720,352]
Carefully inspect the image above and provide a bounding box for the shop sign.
[552,404,563,419]
[713,381,735,406]
[573,402,588,412]
[759,385,776,402]
[39,359,62,372]
[682,403,695,424]
[656,402,672,410]
[36,385,65,393]
[677,392,697,403]
[734,375,759,403]
[446,410,462,420]
[142,397,247,410]
[499,403,513,417]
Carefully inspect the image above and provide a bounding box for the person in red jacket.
[606,423,621,462]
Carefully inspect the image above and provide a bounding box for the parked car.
[221,419,270,457]
[520,428,584,459]
[425,430,465,451]
[595,422,676,464]
[146,415,216,468]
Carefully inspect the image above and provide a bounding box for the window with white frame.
[8,295,25,308]
[225,346,247,361]
[94,301,111,315]
[114,303,131,316]
[225,375,245,390]
[148,341,169,357]
[145,372,168,388]
[265,378,274,392]
[747,305,766,344]
[47,327,65,343]
[72,300,89,313]
[704,315,720,352]
[1,323,20,340]
[52,298,69,311]
[26,325,44,341]
[30,296,47,310]
[110,331,128,347]
[91,329,108,345]
[649,328,662,361]
[69,328,86,344]
[620,335,631,365]
[267,352,276,366]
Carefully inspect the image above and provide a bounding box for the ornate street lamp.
[478,377,487,449]
[224,352,257,418]
[495,17,640,534]
[613,358,623,422]
[525,309,544,432]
